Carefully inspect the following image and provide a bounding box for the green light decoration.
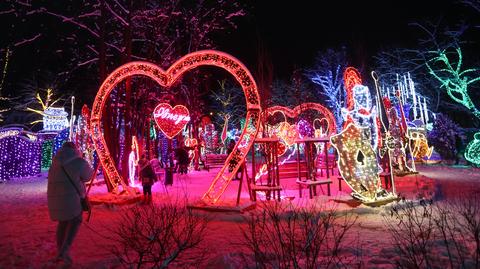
[426,47,480,119]
[150,119,157,140]
[465,132,480,166]
[426,46,480,164]
[41,140,53,170]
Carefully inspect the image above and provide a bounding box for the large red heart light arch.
[90,50,261,204]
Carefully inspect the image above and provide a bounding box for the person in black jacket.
[174,147,190,174]
[138,154,155,204]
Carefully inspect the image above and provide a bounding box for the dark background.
[217,0,470,78]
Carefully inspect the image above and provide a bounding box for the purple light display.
[0,130,41,181]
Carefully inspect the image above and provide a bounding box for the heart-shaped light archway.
[264,103,337,136]
[90,50,261,204]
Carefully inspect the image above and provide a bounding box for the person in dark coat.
[139,154,155,204]
[174,147,190,174]
[47,142,94,266]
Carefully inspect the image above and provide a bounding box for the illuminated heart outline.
[90,50,261,203]
[265,103,337,136]
[153,103,190,139]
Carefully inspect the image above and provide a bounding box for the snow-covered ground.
[0,164,479,268]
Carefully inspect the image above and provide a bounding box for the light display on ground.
[26,88,69,131]
[330,123,391,203]
[153,103,191,139]
[52,128,69,158]
[0,128,41,181]
[90,50,261,203]
[265,103,337,136]
[409,130,434,160]
[426,46,480,165]
[41,140,53,169]
[465,132,480,165]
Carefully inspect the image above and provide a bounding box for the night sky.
[218,0,469,78]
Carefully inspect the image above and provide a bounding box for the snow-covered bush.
[427,113,465,161]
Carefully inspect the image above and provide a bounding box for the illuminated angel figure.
[342,84,379,150]
[128,136,139,187]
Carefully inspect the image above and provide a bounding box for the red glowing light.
[343,67,362,111]
[153,103,190,139]
[265,103,337,136]
[90,50,261,203]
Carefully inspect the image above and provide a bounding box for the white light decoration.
[43,107,70,131]
[330,123,387,202]
[128,136,139,187]
[342,84,379,150]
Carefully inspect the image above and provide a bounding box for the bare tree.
[104,203,210,268]
[385,194,480,268]
[239,202,358,269]
[306,48,348,131]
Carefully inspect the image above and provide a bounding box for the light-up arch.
[265,103,337,135]
[90,50,261,203]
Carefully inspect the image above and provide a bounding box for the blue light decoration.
[43,107,70,131]
[52,128,69,157]
[0,128,41,181]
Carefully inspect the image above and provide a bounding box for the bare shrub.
[239,202,358,269]
[385,194,480,269]
[105,203,209,269]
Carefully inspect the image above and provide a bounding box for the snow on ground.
[0,164,479,268]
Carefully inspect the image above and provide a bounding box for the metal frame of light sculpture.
[90,50,261,203]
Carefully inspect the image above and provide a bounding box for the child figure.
[138,154,155,204]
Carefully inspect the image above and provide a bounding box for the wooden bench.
[250,185,283,201]
[204,154,228,171]
[296,179,332,199]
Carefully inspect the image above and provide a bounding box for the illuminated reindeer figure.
[426,46,480,165]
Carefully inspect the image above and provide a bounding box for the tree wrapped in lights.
[24,88,69,131]
[426,46,480,164]
[307,48,348,131]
